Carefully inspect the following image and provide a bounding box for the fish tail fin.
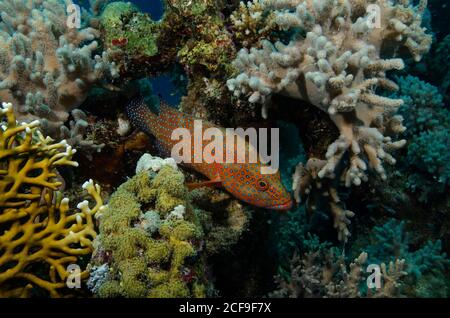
[126,95,157,134]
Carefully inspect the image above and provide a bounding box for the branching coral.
[392,76,449,201]
[292,158,355,241]
[227,0,432,241]
[0,102,104,297]
[229,0,431,182]
[59,109,105,154]
[270,248,407,298]
[230,0,280,48]
[395,75,448,138]
[354,219,450,297]
[0,0,118,144]
[406,128,449,199]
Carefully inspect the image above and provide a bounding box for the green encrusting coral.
[91,166,206,298]
[100,1,159,57]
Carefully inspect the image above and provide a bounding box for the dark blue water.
[132,0,164,20]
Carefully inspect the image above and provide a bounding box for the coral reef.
[227,0,432,241]
[60,109,105,153]
[88,151,256,298]
[167,0,240,123]
[0,0,118,145]
[99,1,245,125]
[0,102,104,297]
[0,0,447,299]
[406,128,449,200]
[100,1,159,76]
[395,75,448,138]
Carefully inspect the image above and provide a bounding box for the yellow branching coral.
[0,102,105,297]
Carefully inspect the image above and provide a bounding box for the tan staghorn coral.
[228,0,431,240]
[271,249,408,298]
[0,102,105,297]
[292,158,355,241]
[0,0,118,145]
[230,0,280,48]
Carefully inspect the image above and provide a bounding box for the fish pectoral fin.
[186,176,222,190]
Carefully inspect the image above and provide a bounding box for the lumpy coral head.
[90,165,206,298]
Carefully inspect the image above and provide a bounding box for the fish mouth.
[268,199,293,211]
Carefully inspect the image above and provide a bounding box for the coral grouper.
[126,97,293,210]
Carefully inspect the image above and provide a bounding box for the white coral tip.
[82,179,94,189]
[77,200,89,209]
[2,102,12,110]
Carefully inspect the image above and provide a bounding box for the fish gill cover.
[0,0,448,299]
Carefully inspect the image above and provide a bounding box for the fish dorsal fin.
[158,101,177,115]
[158,102,217,128]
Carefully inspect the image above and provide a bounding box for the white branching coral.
[0,0,118,144]
[228,0,431,240]
[58,109,105,153]
[228,0,430,181]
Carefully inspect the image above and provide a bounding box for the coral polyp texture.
[0,0,118,142]
[0,102,104,297]
[88,156,208,298]
[227,0,432,241]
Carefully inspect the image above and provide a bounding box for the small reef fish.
[126,97,293,210]
[111,37,128,46]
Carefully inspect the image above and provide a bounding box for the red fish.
[126,97,293,210]
[111,37,128,46]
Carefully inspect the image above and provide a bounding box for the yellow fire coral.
[0,102,104,297]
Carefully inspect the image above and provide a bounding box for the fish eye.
[256,178,269,191]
